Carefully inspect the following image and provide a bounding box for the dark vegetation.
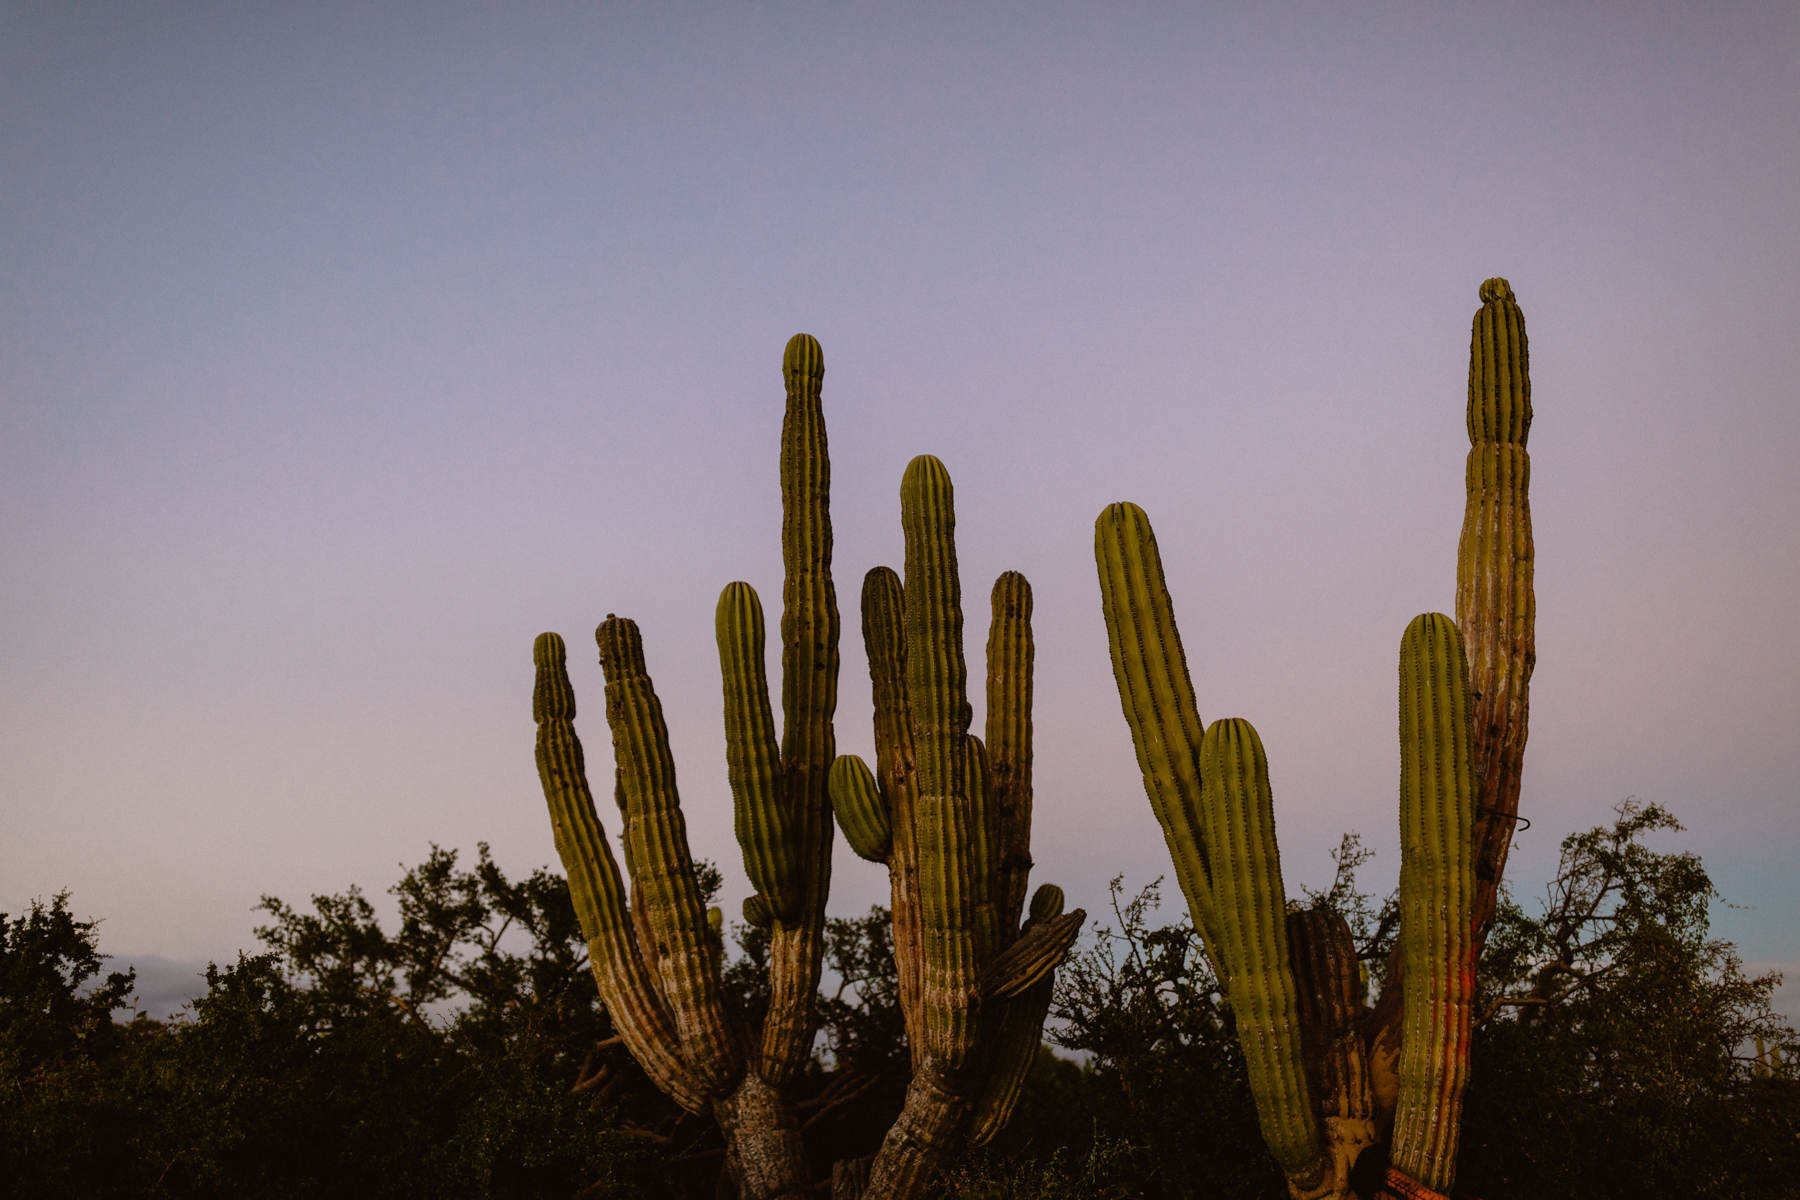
[5,803,1795,1198]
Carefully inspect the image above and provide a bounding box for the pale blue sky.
[5,2,1797,1021]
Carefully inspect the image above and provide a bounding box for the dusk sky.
[5,4,1797,1023]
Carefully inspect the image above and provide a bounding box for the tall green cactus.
[532,337,1080,1200]
[1459,276,1535,944]
[1094,280,1535,1200]
[830,456,1085,1197]
[530,334,836,1200]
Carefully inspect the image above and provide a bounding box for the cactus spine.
[531,334,837,1200]
[1094,281,1535,1199]
[832,457,1085,1197]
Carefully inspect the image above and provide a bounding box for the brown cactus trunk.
[713,1072,810,1200]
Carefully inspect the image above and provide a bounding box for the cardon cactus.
[532,334,836,1200]
[1093,280,1535,1200]
[830,455,1085,1197]
[532,338,1081,1200]
[1458,276,1535,942]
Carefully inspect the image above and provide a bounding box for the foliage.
[0,893,147,1197]
[1459,800,1800,1199]
[4,806,1795,1197]
[1042,878,1282,1198]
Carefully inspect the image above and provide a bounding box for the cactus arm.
[716,582,800,918]
[858,564,927,1062]
[980,905,1084,1001]
[1459,278,1535,945]
[984,571,1035,938]
[596,616,743,1096]
[1093,501,1223,964]
[1197,717,1324,1190]
[967,885,1085,1148]
[754,335,840,1088]
[828,754,892,862]
[901,453,980,1070]
[531,632,707,1113]
[964,734,1002,969]
[1390,614,1477,1193]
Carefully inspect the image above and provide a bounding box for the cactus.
[1389,614,1476,1192]
[1459,276,1535,944]
[831,457,1085,1197]
[533,338,1078,1200]
[531,334,835,1200]
[1094,281,1535,1199]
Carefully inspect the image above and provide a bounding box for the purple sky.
[5,3,1797,1023]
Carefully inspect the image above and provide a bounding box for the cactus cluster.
[1094,280,1535,1199]
[532,335,836,1199]
[830,455,1085,1194]
[531,336,1078,1200]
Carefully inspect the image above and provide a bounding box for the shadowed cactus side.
[1094,280,1536,1200]
[829,456,1085,1197]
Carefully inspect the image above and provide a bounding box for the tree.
[1459,800,1800,1198]
[0,893,147,1197]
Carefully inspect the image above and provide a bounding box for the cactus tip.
[783,333,824,379]
[1096,499,1150,532]
[533,631,566,667]
[595,614,643,671]
[1028,883,1065,922]
[1478,277,1514,303]
[903,452,951,486]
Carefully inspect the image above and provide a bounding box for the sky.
[5,2,1797,1024]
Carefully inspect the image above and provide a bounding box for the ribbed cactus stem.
[964,735,1002,969]
[761,331,841,1087]
[1093,501,1223,966]
[849,456,1084,1191]
[984,571,1035,938]
[777,332,837,885]
[531,632,706,1113]
[1459,279,1535,944]
[901,453,979,1069]
[1197,717,1323,1189]
[1391,613,1476,1191]
[596,616,742,1095]
[717,582,799,918]
[858,564,926,1061]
